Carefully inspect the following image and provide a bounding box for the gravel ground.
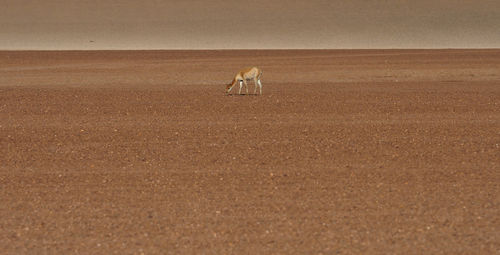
[1,50,499,254]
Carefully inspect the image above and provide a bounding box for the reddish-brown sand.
[1,50,499,254]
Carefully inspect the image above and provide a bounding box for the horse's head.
[225,79,236,94]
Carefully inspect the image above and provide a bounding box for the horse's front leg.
[238,80,243,94]
[243,80,249,95]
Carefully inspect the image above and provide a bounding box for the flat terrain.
[1,50,499,254]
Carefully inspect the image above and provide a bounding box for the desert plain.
[0,50,499,254]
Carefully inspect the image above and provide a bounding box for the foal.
[226,67,263,95]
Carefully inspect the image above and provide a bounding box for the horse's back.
[239,67,260,78]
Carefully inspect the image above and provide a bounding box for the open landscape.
[1,50,499,253]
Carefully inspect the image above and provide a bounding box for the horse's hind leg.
[253,78,258,94]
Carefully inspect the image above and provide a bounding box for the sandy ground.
[0,50,499,254]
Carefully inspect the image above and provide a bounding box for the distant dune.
[1,0,499,49]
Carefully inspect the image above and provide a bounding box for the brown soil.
[1,50,499,254]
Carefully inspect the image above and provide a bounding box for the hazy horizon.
[1,0,499,50]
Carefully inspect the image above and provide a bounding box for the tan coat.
[226,67,263,95]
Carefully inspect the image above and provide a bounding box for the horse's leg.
[253,78,258,94]
[238,80,243,94]
[258,79,262,94]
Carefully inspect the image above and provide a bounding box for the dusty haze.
[1,0,499,50]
